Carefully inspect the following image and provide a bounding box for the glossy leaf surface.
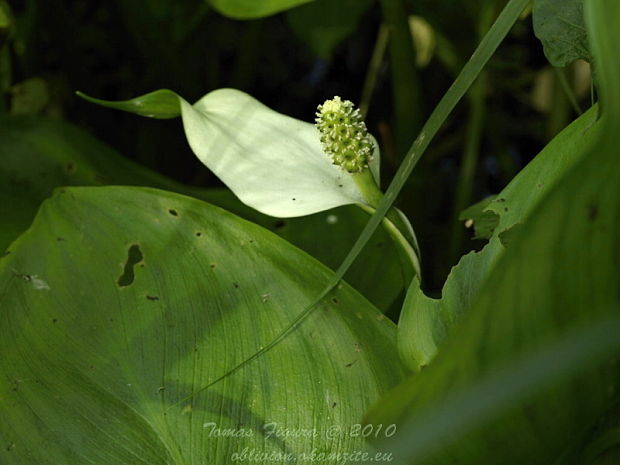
[0,186,405,464]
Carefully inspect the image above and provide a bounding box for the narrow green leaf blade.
[327,0,531,285]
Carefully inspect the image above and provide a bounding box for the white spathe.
[179,88,380,218]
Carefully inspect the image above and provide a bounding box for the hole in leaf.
[146,295,159,301]
[498,223,524,248]
[195,232,202,237]
[168,209,178,216]
[118,244,143,287]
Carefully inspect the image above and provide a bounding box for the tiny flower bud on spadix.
[315,96,374,173]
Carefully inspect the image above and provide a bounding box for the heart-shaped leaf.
[0,186,405,463]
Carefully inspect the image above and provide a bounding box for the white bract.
[179,89,380,217]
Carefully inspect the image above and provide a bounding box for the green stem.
[330,0,529,293]
[353,168,421,280]
[379,0,422,157]
[352,169,384,208]
[358,204,420,285]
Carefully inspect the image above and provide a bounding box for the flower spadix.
[77,88,382,218]
[315,96,374,173]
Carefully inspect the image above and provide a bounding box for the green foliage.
[0,0,618,462]
[397,240,503,371]
[208,0,314,19]
[396,99,603,401]
[0,116,179,251]
[76,90,182,119]
[0,186,406,463]
[370,105,620,463]
[286,0,373,59]
[366,2,620,463]
[533,0,591,66]
[460,105,600,242]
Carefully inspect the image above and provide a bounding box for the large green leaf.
[200,191,408,312]
[207,0,313,19]
[397,105,602,370]
[286,0,373,59]
[0,116,404,311]
[366,1,620,462]
[0,116,180,251]
[533,0,591,66]
[0,186,405,463]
